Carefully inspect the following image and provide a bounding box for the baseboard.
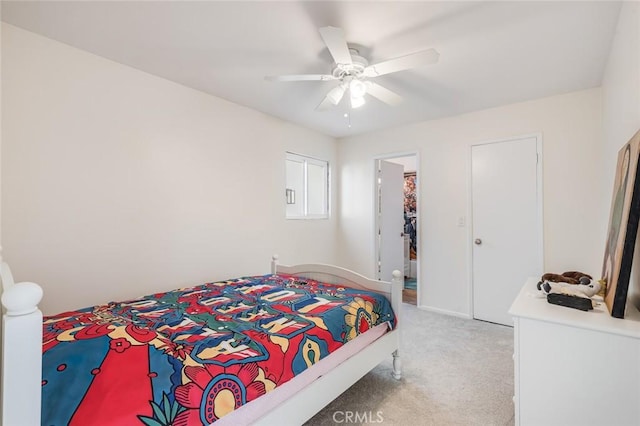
[417,305,472,319]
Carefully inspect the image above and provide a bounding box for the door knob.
[474,238,482,245]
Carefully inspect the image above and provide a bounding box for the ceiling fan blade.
[319,26,353,65]
[366,82,403,106]
[363,49,439,77]
[265,74,335,82]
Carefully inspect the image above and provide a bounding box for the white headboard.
[0,262,15,293]
[0,260,44,425]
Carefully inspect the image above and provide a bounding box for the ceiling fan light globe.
[327,85,346,105]
[350,94,365,109]
[349,79,367,98]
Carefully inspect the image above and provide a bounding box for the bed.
[0,255,402,425]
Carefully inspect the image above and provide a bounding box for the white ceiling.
[1,1,622,138]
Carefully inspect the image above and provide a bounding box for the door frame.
[467,133,544,318]
[373,151,420,300]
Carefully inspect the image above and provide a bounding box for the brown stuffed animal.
[541,271,592,285]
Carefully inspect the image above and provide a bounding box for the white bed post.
[390,270,402,380]
[270,254,279,274]
[0,260,43,426]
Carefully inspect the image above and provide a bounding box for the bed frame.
[0,255,402,425]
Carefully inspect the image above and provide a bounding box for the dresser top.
[509,277,640,339]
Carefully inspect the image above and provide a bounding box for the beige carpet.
[305,303,515,426]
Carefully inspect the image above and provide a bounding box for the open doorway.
[382,155,419,305]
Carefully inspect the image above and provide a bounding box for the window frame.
[285,152,330,220]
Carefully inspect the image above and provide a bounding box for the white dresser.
[509,278,640,426]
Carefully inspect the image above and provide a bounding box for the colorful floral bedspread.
[42,274,396,425]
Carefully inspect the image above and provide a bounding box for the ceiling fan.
[265,26,439,110]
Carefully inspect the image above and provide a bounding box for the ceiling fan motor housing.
[332,49,369,80]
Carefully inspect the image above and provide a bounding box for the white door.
[471,136,542,326]
[377,160,405,282]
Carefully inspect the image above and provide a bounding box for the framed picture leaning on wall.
[602,129,640,318]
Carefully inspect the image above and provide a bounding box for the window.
[285,152,329,219]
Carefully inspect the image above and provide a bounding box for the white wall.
[1,24,338,315]
[601,2,640,307]
[338,89,603,317]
